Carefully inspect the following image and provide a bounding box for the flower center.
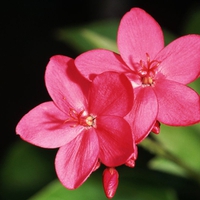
[137,53,160,86]
[64,108,96,128]
[85,115,95,126]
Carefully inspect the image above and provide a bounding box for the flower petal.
[55,129,99,189]
[126,87,158,143]
[75,49,129,81]
[96,116,134,167]
[88,72,133,116]
[117,7,164,68]
[155,79,200,125]
[16,102,84,148]
[156,34,200,84]
[45,55,89,113]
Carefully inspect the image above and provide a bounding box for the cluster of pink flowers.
[16,7,200,199]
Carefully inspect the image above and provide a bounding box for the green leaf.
[0,140,56,200]
[28,178,106,200]
[55,19,178,55]
[55,20,119,53]
[147,123,200,180]
[29,168,178,200]
[163,29,177,45]
[80,29,118,52]
[188,77,200,94]
[148,157,188,178]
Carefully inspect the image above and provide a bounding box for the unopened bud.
[151,121,161,134]
[125,157,136,168]
[102,168,119,199]
[125,144,138,168]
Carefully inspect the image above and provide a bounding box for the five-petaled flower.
[75,7,200,143]
[16,55,135,189]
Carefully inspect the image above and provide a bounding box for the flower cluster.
[16,7,200,199]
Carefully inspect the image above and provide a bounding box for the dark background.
[1,0,200,199]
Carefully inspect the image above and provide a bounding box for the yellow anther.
[86,116,94,126]
[142,76,153,85]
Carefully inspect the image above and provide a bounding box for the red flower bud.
[151,121,161,134]
[102,168,119,199]
[125,144,138,168]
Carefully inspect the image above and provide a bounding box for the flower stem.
[139,137,200,184]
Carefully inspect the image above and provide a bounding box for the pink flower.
[75,7,200,143]
[16,55,135,189]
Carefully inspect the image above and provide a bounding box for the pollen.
[85,115,94,126]
[142,76,154,86]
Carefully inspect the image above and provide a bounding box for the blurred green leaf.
[55,20,119,53]
[29,168,178,200]
[163,29,177,45]
[55,19,178,56]
[0,140,56,200]
[146,123,200,181]
[148,157,188,178]
[80,29,118,52]
[188,77,200,94]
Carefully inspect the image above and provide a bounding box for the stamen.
[138,53,160,86]
[86,116,95,126]
[142,77,154,85]
[64,109,96,128]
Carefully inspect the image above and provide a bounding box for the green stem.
[139,137,200,185]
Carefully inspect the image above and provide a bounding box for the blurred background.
[1,0,200,199]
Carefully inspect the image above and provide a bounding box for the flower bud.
[125,144,138,168]
[102,168,119,199]
[151,121,161,134]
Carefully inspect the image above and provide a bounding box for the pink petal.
[96,116,134,167]
[156,34,200,84]
[126,87,158,143]
[16,102,84,148]
[55,129,99,189]
[117,7,164,68]
[75,49,129,81]
[155,79,200,125]
[88,72,133,116]
[45,55,89,113]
